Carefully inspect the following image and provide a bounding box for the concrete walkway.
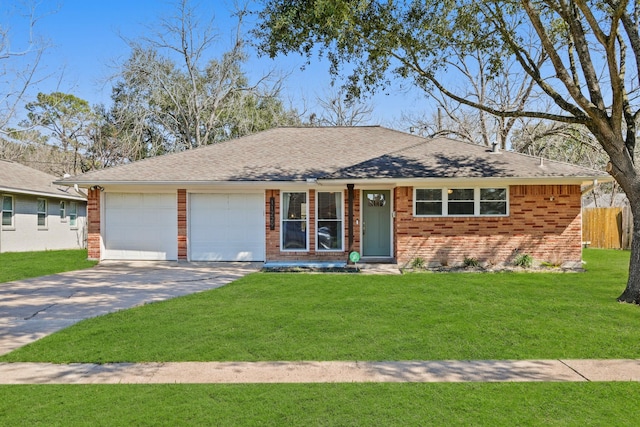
[1,359,639,384]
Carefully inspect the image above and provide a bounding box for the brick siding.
[395,185,582,267]
[85,184,582,266]
[86,188,101,260]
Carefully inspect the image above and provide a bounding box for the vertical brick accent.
[395,184,583,267]
[265,189,280,261]
[86,188,101,260]
[177,189,187,260]
[352,189,361,254]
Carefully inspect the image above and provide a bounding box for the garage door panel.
[189,193,264,261]
[104,193,177,260]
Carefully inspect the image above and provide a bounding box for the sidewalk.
[1,359,639,384]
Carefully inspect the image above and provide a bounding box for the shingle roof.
[58,126,608,184]
[0,159,86,200]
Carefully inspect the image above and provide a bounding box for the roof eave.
[318,175,612,187]
[0,186,87,201]
[58,174,612,191]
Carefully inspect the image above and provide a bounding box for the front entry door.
[362,190,391,257]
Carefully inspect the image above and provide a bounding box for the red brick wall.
[177,189,187,260]
[265,189,359,262]
[86,188,101,260]
[395,185,583,267]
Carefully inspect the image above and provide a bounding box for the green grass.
[0,249,96,283]
[2,248,638,363]
[1,383,639,426]
[1,248,639,425]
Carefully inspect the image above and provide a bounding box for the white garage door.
[189,193,264,261]
[104,193,177,260]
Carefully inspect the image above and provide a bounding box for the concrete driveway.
[0,261,261,356]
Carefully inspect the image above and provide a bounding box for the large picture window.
[37,199,47,228]
[2,195,14,227]
[316,191,343,251]
[282,192,307,250]
[414,187,508,217]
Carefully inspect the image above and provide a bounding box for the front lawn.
[2,248,638,363]
[1,248,639,425]
[1,383,639,426]
[0,249,96,283]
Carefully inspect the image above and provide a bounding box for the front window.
[447,188,475,215]
[69,202,78,227]
[480,188,507,215]
[59,201,66,221]
[37,199,47,228]
[2,195,14,227]
[282,192,307,250]
[414,187,508,217]
[317,191,343,251]
[415,189,442,216]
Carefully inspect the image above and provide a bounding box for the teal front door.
[362,190,391,257]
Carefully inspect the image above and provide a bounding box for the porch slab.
[262,261,350,271]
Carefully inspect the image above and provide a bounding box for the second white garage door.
[189,193,265,261]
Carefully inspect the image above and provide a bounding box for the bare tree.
[312,89,374,126]
[0,1,54,135]
[108,0,295,156]
[403,47,543,149]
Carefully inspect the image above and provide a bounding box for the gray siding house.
[0,159,87,253]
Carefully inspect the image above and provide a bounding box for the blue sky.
[3,0,430,129]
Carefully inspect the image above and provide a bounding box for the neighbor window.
[59,201,66,221]
[2,195,14,227]
[414,188,508,216]
[316,191,343,251]
[282,192,307,250]
[37,199,47,228]
[69,202,78,227]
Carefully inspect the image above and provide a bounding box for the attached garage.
[189,193,265,261]
[103,193,177,260]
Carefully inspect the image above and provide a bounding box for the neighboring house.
[56,126,610,267]
[0,159,87,253]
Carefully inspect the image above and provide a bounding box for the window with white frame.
[282,192,307,250]
[37,199,47,228]
[414,187,508,216]
[69,202,78,228]
[316,191,343,251]
[59,201,66,221]
[479,188,508,215]
[415,189,442,216]
[2,195,14,227]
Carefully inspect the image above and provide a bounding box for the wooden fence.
[582,207,633,249]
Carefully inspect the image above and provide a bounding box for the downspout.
[347,184,354,259]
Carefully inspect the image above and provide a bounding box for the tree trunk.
[618,205,640,304]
